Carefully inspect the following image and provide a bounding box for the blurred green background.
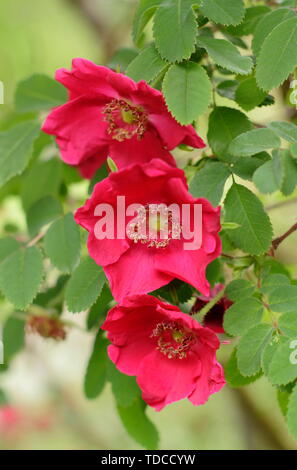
[0,0,297,450]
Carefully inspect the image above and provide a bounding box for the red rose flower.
[0,406,23,437]
[192,284,232,334]
[102,295,225,410]
[42,59,205,177]
[75,159,221,302]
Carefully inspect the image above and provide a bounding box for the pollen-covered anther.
[102,99,148,141]
[126,204,182,249]
[151,322,195,359]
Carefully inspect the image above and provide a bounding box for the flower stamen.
[126,204,182,249]
[102,99,148,141]
[151,321,195,359]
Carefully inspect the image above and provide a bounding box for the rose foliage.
[1,0,297,449]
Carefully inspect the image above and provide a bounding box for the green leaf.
[277,388,291,417]
[285,0,297,6]
[117,397,159,450]
[269,285,297,313]
[207,107,252,161]
[132,0,162,45]
[84,334,109,399]
[279,313,297,338]
[15,74,67,113]
[0,317,25,372]
[0,121,40,187]
[206,259,222,287]
[229,128,281,157]
[27,196,63,237]
[287,383,297,439]
[253,150,282,194]
[32,132,53,159]
[0,389,8,405]
[232,152,270,181]
[281,149,297,196]
[107,157,118,173]
[87,284,113,330]
[88,165,109,195]
[44,213,80,273]
[224,183,273,255]
[291,143,297,159]
[256,17,297,91]
[65,257,106,313]
[21,158,62,211]
[176,282,195,304]
[34,274,69,310]
[258,95,275,108]
[198,36,253,75]
[0,238,20,263]
[163,62,211,125]
[221,222,240,231]
[153,0,197,62]
[189,161,230,206]
[62,163,81,185]
[107,361,140,407]
[225,279,255,302]
[152,279,194,305]
[260,273,290,295]
[216,80,238,100]
[261,258,291,278]
[226,5,270,37]
[268,338,297,385]
[201,0,245,26]
[252,7,296,57]
[223,297,263,336]
[224,348,262,387]
[235,76,267,111]
[222,32,248,50]
[237,323,273,376]
[0,246,43,310]
[108,47,138,73]
[267,121,297,144]
[261,337,285,376]
[126,44,168,83]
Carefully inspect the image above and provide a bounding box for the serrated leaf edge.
[200,0,246,27]
[152,3,198,63]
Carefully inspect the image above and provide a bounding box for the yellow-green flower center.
[102,99,148,141]
[151,322,195,359]
[121,109,136,124]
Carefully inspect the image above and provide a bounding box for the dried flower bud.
[27,315,66,341]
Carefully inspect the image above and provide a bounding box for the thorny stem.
[272,222,297,251]
[27,231,46,247]
[221,252,235,259]
[252,121,265,129]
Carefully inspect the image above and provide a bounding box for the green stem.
[27,230,46,247]
[272,222,297,250]
[193,287,225,323]
[150,64,170,89]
